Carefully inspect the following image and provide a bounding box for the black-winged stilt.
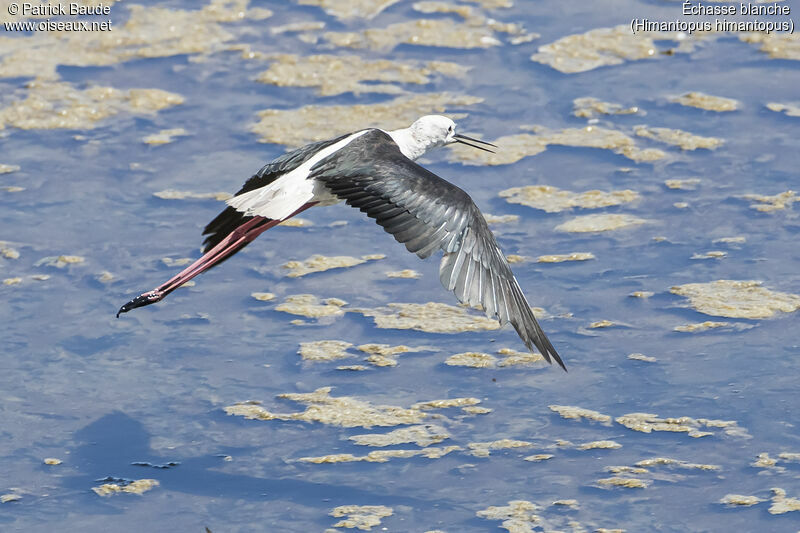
[118,115,565,370]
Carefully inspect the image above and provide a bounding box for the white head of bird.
[388,115,496,161]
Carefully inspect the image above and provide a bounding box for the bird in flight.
[118,115,565,370]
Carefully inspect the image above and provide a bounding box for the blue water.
[1,1,799,531]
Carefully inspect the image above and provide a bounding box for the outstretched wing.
[311,130,565,370]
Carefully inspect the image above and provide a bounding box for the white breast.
[227,130,369,220]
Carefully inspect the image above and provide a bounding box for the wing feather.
[312,130,565,370]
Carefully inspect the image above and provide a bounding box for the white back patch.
[227,130,370,220]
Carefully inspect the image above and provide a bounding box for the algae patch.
[330,504,393,530]
[299,340,355,361]
[251,92,481,147]
[634,126,723,150]
[349,424,449,447]
[282,253,384,277]
[92,479,159,497]
[499,185,638,213]
[0,81,184,130]
[351,301,500,334]
[256,54,468,96]
[670,280,800,319]
[555,214,648,233]
[450,126,664,166]
[275,294,348,318]
[671,92,739,112]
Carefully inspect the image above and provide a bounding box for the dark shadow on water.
[68,412,448,510]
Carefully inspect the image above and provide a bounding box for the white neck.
[385,127,433,161]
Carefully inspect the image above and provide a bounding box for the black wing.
[311,130,565,370]
[202,134,351,252]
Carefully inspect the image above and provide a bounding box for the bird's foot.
[116,290,163,317]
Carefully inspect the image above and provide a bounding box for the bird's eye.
[448,126,454,133]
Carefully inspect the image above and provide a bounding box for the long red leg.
[117,203,316,317]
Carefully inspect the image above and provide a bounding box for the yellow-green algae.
[713,236,746,245]
[588,320,615,328]
[665,178,701,190]
[2,277,22,286]
[742,190,797,212]
[627,353,657,363]
[0,494,21,503]
[499,185,638,213]
[691,251,727,260]
[483,213,519,224]
[350,301,500,334]
[299,0,401,20]
[0,0,272,80]
[330,504,393,531]
[301,446,461,464]
[385,269,421,279]
[495,347,545,367]
[450,126,665,166]
[35,255,85,268]
[524,454,553,462]
[670,280,800,319]
[0,242,20,258]
[766,102,800,117]
[225,387,426,428]
[0,81,184,130]
[673,321,731,333]
[256,54,469,96]
[536,252,595,263]
[549,405,612,424]
[349,424,449,447]
[356,343,434,367]
[275,294,348,318]
[752,452,778,468]
[573,97,640,117]
[719,494,763,506]
[477,500,541,533]
[143,128,188,145]
[740,32,800,61]
[322,2,528,51]
[532,25,655,73]
[282,253,384,278]
[43,458,62,465]
[412,397,481,410]
[251,92,480,147]
[0,164,20,174]
[468,439,533,457]
[672,92,739,112]
[162,257,192,267]
[769,488,800,514]
[629,291,654,298]
[635,457,719,470]
[634,125,723,150]
[596,477,650,489]
[463,405,492,414]
[299,340,355,361]
[577,440,622,450]
[153,189,231,201]
[445,351,496,368]
[616,412,747,438]
[92,479,159,497]
[607,466,648,475]
[250,292,275,302]
[555,214,648,233]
